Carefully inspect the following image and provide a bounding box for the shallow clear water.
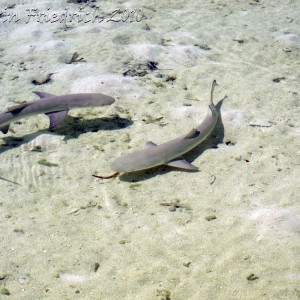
[0,0,299,299]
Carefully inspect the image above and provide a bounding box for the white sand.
[0,0,299,299]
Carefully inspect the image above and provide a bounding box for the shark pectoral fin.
[0,124,10,134]
[167,157,199,171]
[33,91,56,98]
[45,110,68,129]
[145,141,157,148]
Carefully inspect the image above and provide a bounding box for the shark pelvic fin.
[167,157,199,171]
[45,110,68,129]
[32,91,56,98]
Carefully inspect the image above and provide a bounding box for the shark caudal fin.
[210,80,218,106]
[0,124,10,134]
[0,102,32,134]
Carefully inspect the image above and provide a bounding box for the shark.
[93,80,219,179]
[0,91,115,134]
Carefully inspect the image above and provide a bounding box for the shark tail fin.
[0,124,10,134]
[210,80,218,106]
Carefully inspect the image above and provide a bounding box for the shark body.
[0,91,115,134]
[110,80,219,175]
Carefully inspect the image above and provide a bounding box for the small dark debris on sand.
[32,73,54,85]
[66,52,86,64]
[123,61,159,77]
[272,77,286,83]
[247,273,259,281]
[67,0,96,3]
[205,214,217,221]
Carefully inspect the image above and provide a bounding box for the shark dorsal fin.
[32,91,55,99]
[145,141,157,148]
[184,128,200,139]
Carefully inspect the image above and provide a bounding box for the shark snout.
[104,96,115,105]
[92,94,115,107]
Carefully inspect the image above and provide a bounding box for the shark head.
[85,93,115,107]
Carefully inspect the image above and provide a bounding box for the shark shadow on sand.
[0,115,133,155]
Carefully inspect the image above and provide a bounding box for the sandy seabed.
[0,0,299,299]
